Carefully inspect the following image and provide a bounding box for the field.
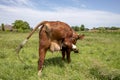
[0,31,120,80]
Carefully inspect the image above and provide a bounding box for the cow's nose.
[73,49,79,53]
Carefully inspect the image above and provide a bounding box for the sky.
[0,0,120,29]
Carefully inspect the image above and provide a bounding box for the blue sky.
[0,0,120,29]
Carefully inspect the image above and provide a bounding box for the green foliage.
[111,26,119,30]
[98,27,106,32]
[72,24,86,31]
[72,26,80,31]
[1,23,5,31]
[93,26,120,30]
[12,20,30,31]
[0,31,120,80]
[80,24,85,31]
[74,26,80,31]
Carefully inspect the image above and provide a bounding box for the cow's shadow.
[44,57,65,68]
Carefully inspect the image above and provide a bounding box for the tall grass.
[0,31,120,80]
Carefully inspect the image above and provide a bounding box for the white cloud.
[0,4,120,29]
[0,0,34,8]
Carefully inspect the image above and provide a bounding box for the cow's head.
[62,32,84,53]
[71,32,85,53]
[72,33,85,44]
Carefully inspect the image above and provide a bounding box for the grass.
[0,31,120,80]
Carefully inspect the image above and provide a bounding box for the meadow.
[0,31,120,80]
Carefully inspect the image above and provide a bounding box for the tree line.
[0,20,120,32]
[72,25,120,31]
[71,24,89,31]
[93,27,120,30]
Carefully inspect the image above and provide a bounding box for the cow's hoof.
[38,70,42,77]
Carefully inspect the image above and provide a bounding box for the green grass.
[0,31,120,80]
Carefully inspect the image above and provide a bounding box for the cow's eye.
[73,38,76,42]
[74,39,76,42]
[71,38,75,41]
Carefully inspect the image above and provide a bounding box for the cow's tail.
[16,21,46,54]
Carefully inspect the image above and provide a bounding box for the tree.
[80,24,85,31]
[1,23,5,31]
[74,26,80,31]
[110,26,119,30]
[71,26,80,31]
[71,26,75,30]
[12,20,30,31]
[98,27,106,32]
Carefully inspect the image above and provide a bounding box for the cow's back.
[42,21,73,40]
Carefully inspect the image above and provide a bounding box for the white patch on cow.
[38,70,42,77]
[21,39,28,46]
[72,44,77,49]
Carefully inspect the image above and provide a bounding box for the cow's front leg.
[38,48,47,76]
[62,49,66,60]
[66,48,71,63]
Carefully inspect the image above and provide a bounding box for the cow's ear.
[78,34,85,40]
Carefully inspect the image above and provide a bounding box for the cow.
[16,21,84,76]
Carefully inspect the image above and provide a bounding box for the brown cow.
[16,21,84,76]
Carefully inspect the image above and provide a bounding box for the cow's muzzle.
[72,44,79,53]
[73,49,79,53]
